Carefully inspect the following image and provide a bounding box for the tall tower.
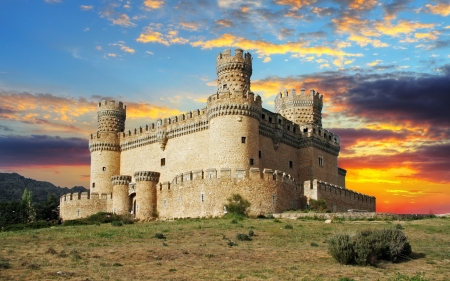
[274,88,323,127]
[89,100,126,195]
[207,49,262,170]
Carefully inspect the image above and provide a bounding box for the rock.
[325,219,332,223]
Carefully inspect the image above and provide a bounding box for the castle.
[60,49,376,220]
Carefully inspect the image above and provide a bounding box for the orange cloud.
[348,0,377,10]
[125,102,182,120]
[426,3,450,16]
[348,34,389,47]
[143,0,164,9]
[374,20,434,37]
[215,19,233,28]
[136,28,170,45]
[191,34,362,59]
[275,0,314,10]
[414,31,439,40]
[109,42,136,53]
[137,28,188,45]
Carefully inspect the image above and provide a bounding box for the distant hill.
[0,173,88,203]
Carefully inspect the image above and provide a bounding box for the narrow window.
[163,199,167,208]
[241,137,246,143]
[77,208,81,217]
[293,127,296,133]
[269,117,272,123]
[287,125,290,130]
[278,119,281,124]
[201,193,205,203]
[289,161,293,168]
[272,194,276,205]
[92,182,95,188]
[249,158,254,165]
[318,156,324,167]
[262,113,265,119]
[102,167,106,171]
[161,158,165,166]
[303,128,308,133]
[258,150,261,159]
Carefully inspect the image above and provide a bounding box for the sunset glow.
[1,0,449,213]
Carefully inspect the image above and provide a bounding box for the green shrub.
[236,233,251,241]
[328,228,412,266]
[0,258,11,269]
[224,194,251,216]
[328,233,354,265]
[284,224,293,229]
[309,199,328,212]
[111,221,123,227]
[310,242,319,247]
[155,233,166,239]
[248,230,255,236]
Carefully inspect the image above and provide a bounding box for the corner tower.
[207,49,262,170]
[89,100,125,195]
[274,88,323,126]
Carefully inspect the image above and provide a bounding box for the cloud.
[425,3,450,16]
[414,31,439,40]
[136,28,188,45]
[95,46,102,51]
[0,91,93,126]
[191,33,362,59]
[143,0,164,9]
[100,6,136,28]
[0,135,90,168]
[125,102,182,120]
[80,5,93,11]
[146,51,154,55]
[274,0,314,10]
[348,0,377,10]
[366,59,382,66]
[137,27,169,45]
[107,53,117,57]
[382,0,413,21]
[112,13,136,27]
[340,143,450,183]
[348,35,389,47]
[0,125,13,131]
[374,20,434,37]
[109,41,135,54]
[214,19,234,28]
[218,0,262,8]
[180,21,201,31]
[263,57,271,63]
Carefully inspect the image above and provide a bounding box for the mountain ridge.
[0,172,88,203]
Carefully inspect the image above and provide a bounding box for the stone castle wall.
[157,167,305,219]
[59,192,110,220]
[304,180,376,212]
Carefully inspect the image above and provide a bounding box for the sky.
[0,0,449,214]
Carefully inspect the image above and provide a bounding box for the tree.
[224,194,251,216]
[21,188,34,223]
[35,194,59,221]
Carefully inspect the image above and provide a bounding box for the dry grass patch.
[0,217,448,280]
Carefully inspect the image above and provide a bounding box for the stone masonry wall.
[157,167,305,219]
[304,180,376,212]
[60,192,109,220]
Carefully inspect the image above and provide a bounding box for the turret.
[111,175,132,215]
[275,88,323,127]
[207,49,262,170]
[89,100,126,195]
[134,171,160,221]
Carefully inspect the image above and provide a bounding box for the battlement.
[274,88,323,127]
[60,191,113,202]
[154,167,296,191]
[304,179,376,211]
[216,48,252,69]
[206,92,262,120]
[111,175,132,186]
[134,171,160,182]
[98,100,126,112]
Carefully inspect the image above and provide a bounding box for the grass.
[0,216,449,280]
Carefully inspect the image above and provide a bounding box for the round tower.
[274,88,323,126]
[207,49,262,171]
[134,171,160,221]
[89,100,126,195]
[111,175,132,215]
